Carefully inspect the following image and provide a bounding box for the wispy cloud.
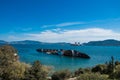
[41,25,54,28]
[52,28,62,32]
[9,28,120,43]
[41,21,84,28]
[56,22,84,27]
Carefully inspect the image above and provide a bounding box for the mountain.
[1,39,120,46]
[0,40,8,44]
[10,40,42,44]
[0,40,69,45]
[83,39,120,46]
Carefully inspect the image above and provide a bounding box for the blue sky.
[0,0,120,43]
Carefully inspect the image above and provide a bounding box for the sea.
[7,44,120,71]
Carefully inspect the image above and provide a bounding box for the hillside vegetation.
[0,45,120,80]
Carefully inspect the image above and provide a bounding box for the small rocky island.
[36,49,90,59]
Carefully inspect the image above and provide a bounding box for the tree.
[107,56,115,74]
[24,60,47,80]
[0,45,28,80]
[92,64,107,74]
[115,61,120,65]
[0,45,18,66]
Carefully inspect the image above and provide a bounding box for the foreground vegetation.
[0,45,120,80]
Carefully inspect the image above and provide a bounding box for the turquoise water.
[12,44,120,71]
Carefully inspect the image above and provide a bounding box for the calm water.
[11,44,120,71]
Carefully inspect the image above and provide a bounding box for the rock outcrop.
[63,50,90,58]
[36,49,90,59]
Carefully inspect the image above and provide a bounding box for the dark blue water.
[11,44,120,71]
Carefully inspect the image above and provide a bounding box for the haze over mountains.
[0,39,120,46]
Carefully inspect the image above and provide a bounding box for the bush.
[109,64,120,79]
[107,56,115,74]
[74,68,84,76]
[0,45,49,80]
[0,45,26,80]
[77,73,108,80]
[74,68,91,77]
[92,64,107,74]
[51,69,71,80]
[3,61,29,80]
[109,71,120,79]
[115,61,120,66]
[24,60,48,80]
[0,45,18,66]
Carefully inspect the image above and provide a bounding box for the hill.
[83,39,120,46]
[0,40,8,44]
[1,39,120,46]
[10,40,42,44]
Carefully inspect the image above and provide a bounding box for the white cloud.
[20,28,120,43]
[41,22,84,28]
[52,28,62,32]
[41,25,54,28]
[56,22,84,27]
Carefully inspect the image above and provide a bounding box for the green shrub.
[77,73,108,80]
[115,61,120,66]
[0,45,18,66]
[109,64,120,79]
[92,64,107,74]
[24,60,48,80]
[74,68,91,77]
[74,68,84,76]
[107,56,115,74]
[0,45,26,80]
[3,61,29,80]
[51,69,71,80]
[109,72,120,79]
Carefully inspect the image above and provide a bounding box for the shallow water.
[11,44,120,71]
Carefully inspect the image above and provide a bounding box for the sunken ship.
[36,49,90,59]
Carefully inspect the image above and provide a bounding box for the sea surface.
[10,44,120,71]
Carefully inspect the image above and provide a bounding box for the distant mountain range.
[0,40,69,45]
[83,39,120,46]
[0,39,120,46]
[10,40,42,44]
[0,40,42,44]
[0,40,8,44]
